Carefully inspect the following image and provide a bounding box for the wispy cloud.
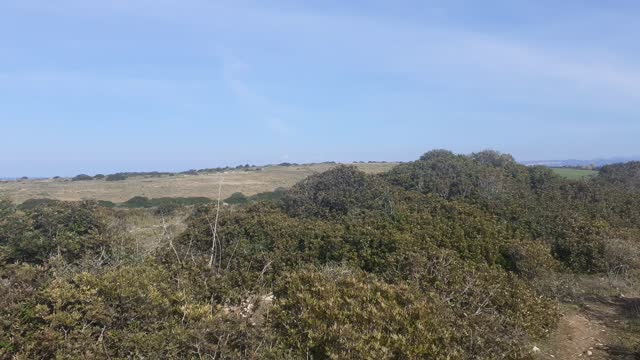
[11,0,640,101]
[221,54,296,136]
[6,1,640,103]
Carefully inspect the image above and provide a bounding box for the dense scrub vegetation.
[1,150,639,359]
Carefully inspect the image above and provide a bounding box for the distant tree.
[72,174,93,181]
[94,174,105,180]
[106,173,128,181]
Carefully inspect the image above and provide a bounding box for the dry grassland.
[0,163,398,204]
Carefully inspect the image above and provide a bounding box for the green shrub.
[501,239,559,279]
[400,250,558,348]
[249,188,286,203]
[1,201,113,264]
[281,165,393,218]
[4,263,271,359]
[18,198,58,211]
[551,219,608,273]
[96,200,116,208]
[72,174,93,181]
[122,196,151,208]
[271,267,458,359]
[106,173,128,181]
[0,199,14,218]
[225,192,249,205]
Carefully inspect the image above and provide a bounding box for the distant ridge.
[522,156,640,168]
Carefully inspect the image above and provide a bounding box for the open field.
[0,163,398,204]
[551,167,599,180]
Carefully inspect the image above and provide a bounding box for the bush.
[249,188,286,203]
[225,192,248,205]
[0,201,113,264]
[551,219,609,273]
[180,169,199,176]
[122,196,151,208]
[601,235,640,278]
[97,200,116,208]
[271,267,458,359]
[0,199,13,218]
[501,239,559,279]
[3,263,271,359]
[17,198,58,211]
[72,174,93,181]
[281,165,393,218]
[106,173,127,181]
[400,250,558,348]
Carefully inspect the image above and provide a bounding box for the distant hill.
[522,156,640,168]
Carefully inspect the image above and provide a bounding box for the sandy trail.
[537,296,639,359]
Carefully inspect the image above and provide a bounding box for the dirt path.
[536,297,639,359]
[536,305,609,359]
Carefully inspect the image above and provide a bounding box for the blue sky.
[1,0,639,176]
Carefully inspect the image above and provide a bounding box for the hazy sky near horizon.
[1,0,639,176]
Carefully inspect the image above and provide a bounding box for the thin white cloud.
[205,3,640,100]
[6,0,640,101]
[221,55,297,136]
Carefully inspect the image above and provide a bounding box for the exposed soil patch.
[537,296,639,359]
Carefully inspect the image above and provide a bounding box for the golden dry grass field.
[0,163,398,204]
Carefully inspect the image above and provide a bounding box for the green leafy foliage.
[271,267,457,359]
[0,201,126,265]
[281,165,393,218]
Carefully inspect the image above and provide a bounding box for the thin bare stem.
[162,214,181,265]
[209,176,224,268]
